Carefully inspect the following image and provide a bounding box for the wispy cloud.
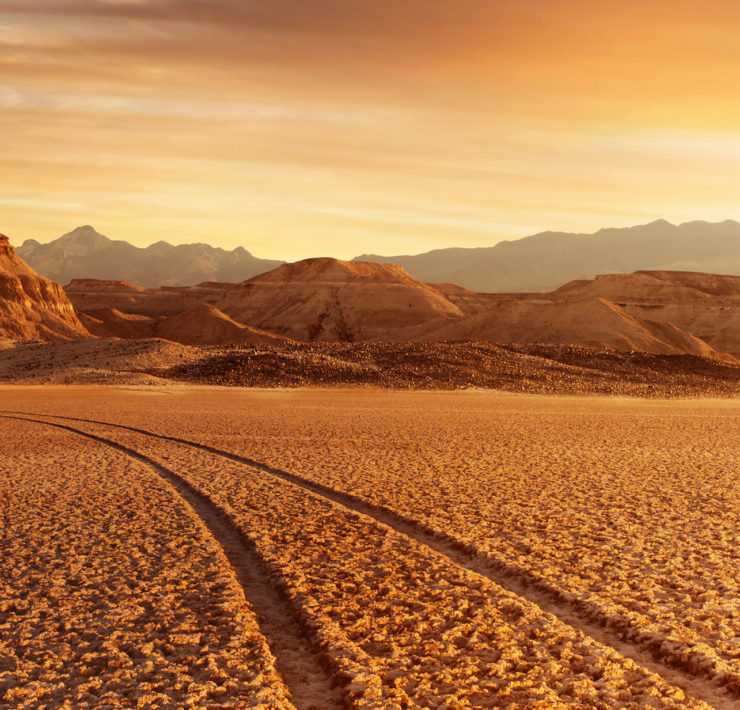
[3,1,740,256]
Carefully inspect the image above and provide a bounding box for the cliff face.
[0,233,90,342]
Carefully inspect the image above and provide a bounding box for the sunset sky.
[2,0,740,260]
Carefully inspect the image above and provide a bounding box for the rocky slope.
[158,342,740,397]
[58,254,739,361]
[74,291,290,346]
[18,225,283,287]
[0,233,90,342]
[417,271,739,361]
[420,296,731,360]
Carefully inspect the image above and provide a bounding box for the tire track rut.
[3,410,736,709]
[0,414,344,710]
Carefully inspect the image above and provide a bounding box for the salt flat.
[1,387,737,708]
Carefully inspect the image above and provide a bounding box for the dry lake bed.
[1,387,738,709]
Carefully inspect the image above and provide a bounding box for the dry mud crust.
[12,389,737,704]
[10,416,717,709]
[148,390,738,701]
[157,341,740,397]
[169,391,737,701]
[3,389,738,707]
[0,419,293,709]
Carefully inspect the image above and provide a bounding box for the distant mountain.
[354,220,740,292]
[0,233,89,343]
[17,225,283,288]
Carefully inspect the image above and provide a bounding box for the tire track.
[0,414,344,710]
[3,410,736,709]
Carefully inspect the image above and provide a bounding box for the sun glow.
[2,0,740,258]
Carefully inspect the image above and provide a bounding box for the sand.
[1,388,737,708]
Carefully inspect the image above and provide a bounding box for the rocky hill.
[0,233,90,343]
[216,257,463,341]
[552,271,740,357]
[58,256,740,362]
[418,270,739,361]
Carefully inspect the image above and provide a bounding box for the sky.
[2,0,740,260]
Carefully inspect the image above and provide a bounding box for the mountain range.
[357,219,740,292]
[17,220,740,292]
[17,225,283,288]
[3,223,739,362]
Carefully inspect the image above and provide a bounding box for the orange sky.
[2,0,740,260]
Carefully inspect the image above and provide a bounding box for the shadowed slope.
[156,304,291,346]
[554,271,740,356]
[79,308,156,339]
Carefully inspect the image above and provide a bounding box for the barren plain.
[1,387,738,709]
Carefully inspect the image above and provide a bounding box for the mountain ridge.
[17,219,740,293]
[17,225,284,288]
[354,219,740,292]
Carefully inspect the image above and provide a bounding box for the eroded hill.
[0,233,89,343]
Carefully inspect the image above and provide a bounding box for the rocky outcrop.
[0,234,90,342]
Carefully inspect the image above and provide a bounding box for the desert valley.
[3,2,740,707]
[1,221,739,708]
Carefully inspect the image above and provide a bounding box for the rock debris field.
[0,387,738,709]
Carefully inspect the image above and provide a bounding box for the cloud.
[3,0,740,255]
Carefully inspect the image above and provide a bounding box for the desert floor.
[1,386,738,709]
